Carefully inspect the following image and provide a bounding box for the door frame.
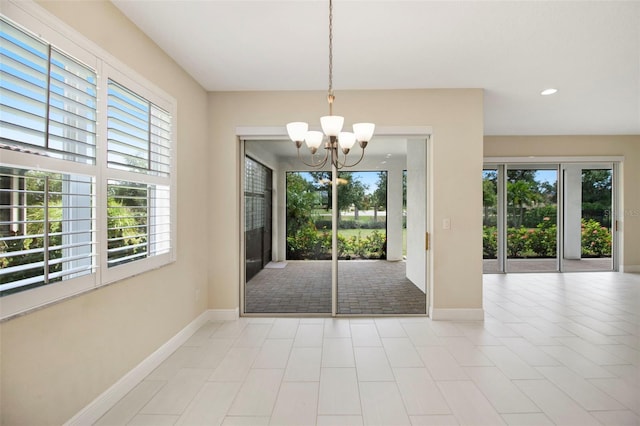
[484,156,622,273]
[238,126,432,317]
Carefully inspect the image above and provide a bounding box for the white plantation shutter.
[48,49,97,164]
[107,80,171,177]
[0,167,95,295]
[0,18,97,163]
[106,180,171,268]
[0,19,48,150]
[106,79,172,270]
[0,9,176,318]
[150,105,171,177]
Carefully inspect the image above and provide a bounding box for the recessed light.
[541,88,558,96]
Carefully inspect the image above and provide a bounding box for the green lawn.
[337,228,383,238]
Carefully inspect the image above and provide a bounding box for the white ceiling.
[112,0,640,136]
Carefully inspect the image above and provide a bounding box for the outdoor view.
[0,167,160,296]
[483,166,613,272]
[0,168,94,296]
[286,171,389,261]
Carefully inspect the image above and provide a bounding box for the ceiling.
[112,0,640,136]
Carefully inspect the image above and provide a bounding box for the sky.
[299,171,382,195]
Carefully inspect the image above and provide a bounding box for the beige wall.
[485,135,640,270]
[0,1,210,425]
[208,89,485,312]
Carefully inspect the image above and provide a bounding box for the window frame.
[0,1,177,320]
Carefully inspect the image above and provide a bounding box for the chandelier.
[286,0,375,170]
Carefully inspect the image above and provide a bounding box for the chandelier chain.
[287,0,373,170]
[328,0,333,114]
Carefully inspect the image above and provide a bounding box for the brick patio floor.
[245,260,427,315]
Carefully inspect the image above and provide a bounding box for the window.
[0,19,97,163]
[107,180,171,268]
[107,80,171,177]
[0,9,176,319]
[0,167,95,296]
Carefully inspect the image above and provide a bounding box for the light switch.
[443,218,451,230]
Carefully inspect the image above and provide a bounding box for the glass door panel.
[336,139,427,315]
[562,166,613,272]
[243,140,332,314]
[483,169,499,273]
[506,166,558,272]
[336,171,389,314]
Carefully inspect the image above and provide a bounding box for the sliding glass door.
[483,162,616,273]
[561,165,614,272]
[506,166,558,272]
[243,137,428,316]
[483,168,500,273]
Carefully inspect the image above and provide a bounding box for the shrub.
[483,226,497,258]
[523,206,557,228]
[314,219,332,230]
[287,226,386,260]
[507,227,529,258]
[286,222,327,260]
[582,219,612,256]
[526,218,557,257]
[486,217,610,259]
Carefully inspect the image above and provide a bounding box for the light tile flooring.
[96,272,640,425]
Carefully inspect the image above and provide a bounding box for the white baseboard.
[430,307,484,321]
[621,265,640,273]
[65,308,235,425]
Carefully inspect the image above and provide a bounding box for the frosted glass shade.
[320,115,344,137]
[305,131,324,149]
[338,132,356,150]
[353,123,375,142]
[286,122,309,142]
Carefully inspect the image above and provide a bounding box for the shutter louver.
[0,19,48,150]
[0,19,97,163]
[107,80,171,177]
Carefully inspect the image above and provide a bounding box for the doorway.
[242,136,429,316]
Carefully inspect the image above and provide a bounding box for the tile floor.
[96,272,640,425]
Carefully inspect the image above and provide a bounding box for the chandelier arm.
[334,147,367,169]
[297,146,330,169]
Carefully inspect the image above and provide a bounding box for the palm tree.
[507,180,541,227]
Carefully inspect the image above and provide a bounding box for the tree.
[286,172,319,235]
[371,172,387,222]
[402,171,407,210]
[582,170,612,227]
[307,172,368,221]
[507,180,541,227]
[336,172,367,220]
[482,171,498,226]
[308,171,332,211]
[506,170,544,227]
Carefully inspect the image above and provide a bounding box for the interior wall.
[0,1,210,425]
[208,89,485,314]
[484,135,640,271]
